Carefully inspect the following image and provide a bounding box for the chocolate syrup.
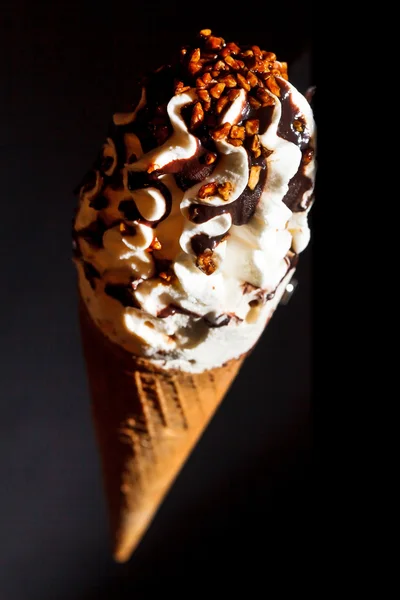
[190,232,228,256]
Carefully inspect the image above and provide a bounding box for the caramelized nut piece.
[218,181,233,200]
[210,122,231,140]
[228,89,240,102]
[256,88,275,106]
[293,118,305,133]
[190,48,201,63]
[215,95,230,114]
[218,74,237,87]
[245,119,260,135]
[302,148,314,165]
[250,135,262,158]
[148,237,162,251]
[191,102,204,129]
[188,61,203,76]
[204,152,217,165]
[248,166,262,190]
[251,45,263,58]
[175,83,191,94]
[247,71,259,87]
[198,182,218,198]
[224,55,242,70]
[266,76,281,96]
[196,250,217,275]
[202,72,214,84]
[197,89,211,103]
[200,28,212,37]
[209,82,226,98]
[159,271,173,282]
[230,125,245,139]
[237,73,251,91]
[206,36,225,50]
[262,51,276,61]
[211,70,220,78]
[226,42,241,55]
[214,59,229,71]
[227,138,243,147]
[241,49,254,58]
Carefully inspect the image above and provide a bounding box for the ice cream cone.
[79,298,245,563]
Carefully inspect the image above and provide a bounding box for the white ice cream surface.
[73,59,316,373]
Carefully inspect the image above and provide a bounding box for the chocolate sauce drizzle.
[104,283,140,308]
[276,79,314,213]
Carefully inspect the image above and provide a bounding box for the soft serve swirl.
[73,29,316,373]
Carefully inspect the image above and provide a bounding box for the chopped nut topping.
[190,48,201,63]
[218,74,237,87]
[262,51,276,61]
[214,59,229,71]
[210,122,231,140]
[247,71,259,87]
[224,55,243,70]
[197,89,211,103]
[196,250,217,275]
[217,181,233,200]
[200,28,212,37]
[148,237,162,251]
[205,36,225,50]
[302,148,314,165]
[227,138,243,147]
[293,118,306,132]
[252,45,263,58]
[211,70,220,78]
[204,152,217,165]
[226,42,241,55]
[159,271,173,282]
[237,73,251,91]
[250,135,262,158]
[209,82,226,98]
[228,89,240,102]
[215,95,230,114]
[191,102,204,129]
[119,222,136,235]
[266,76,281,96]
[202,72,214,84]
[230,125,245,139]
[175,82,191,95]
[256,88,275,106]
[188,61,202,76]
[248,166,262,190]
[249,96,262,109]
[245,119,260,135]
[198,182,218,198]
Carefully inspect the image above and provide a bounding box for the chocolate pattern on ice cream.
[73,29,316,373]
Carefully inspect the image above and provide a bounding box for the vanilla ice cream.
[73,29,316,373]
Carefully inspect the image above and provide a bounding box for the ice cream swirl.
[73,29,316,372]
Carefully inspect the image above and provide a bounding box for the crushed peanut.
[204,152,217,165]
[248,166,262,190]
[198,182,218,198]
[196,250,217,275]
[245,119,260,135]
[210,122,231,140]
[191,102,204,129]
[230,125,245,139]
[217,182,233,200]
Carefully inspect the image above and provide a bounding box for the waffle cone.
[79,299,245,562]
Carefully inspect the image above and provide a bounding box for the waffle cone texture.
[79,298,245,562]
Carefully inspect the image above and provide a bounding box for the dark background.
[1,1,314,597]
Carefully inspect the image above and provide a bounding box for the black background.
[1,1,314,597]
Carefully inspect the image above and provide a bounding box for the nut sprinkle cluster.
[175,28,288,152]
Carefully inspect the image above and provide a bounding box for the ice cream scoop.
[73,29,316,561]
[73,28,316,374]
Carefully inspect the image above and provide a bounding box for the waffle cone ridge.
[79,300,245,562]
